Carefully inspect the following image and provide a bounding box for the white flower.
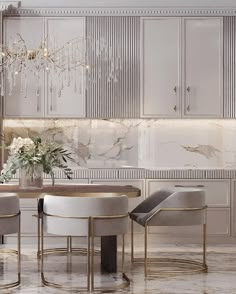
[9,137,34,155]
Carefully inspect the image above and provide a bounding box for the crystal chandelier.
[0,33,120,98]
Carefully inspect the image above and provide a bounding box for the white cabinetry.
[45,18,86,118]
[183,18,223,117]
[4,17,44,117]
[3,17,86,118]
[146,179,230,237]
[141,18,181,117]
[141,17,223,118]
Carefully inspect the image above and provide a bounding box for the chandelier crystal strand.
[1,33,121,98]
[24,70,27,99]
[0,78,3,97]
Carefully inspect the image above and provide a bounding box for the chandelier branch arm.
[0,32,120,98]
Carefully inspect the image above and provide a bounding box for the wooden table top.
[0,184,141,198]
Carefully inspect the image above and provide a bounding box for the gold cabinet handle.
[186,86,191,111]
[173,86,177,112]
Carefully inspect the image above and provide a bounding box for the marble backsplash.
[3,119,236,169]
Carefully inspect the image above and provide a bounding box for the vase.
[19,164,43,189]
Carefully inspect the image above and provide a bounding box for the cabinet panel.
[146,179,230,207]
[86,16,140,118]
[141,18,180,117]
[141,17,223,118]
[45,17,86,118]
[183,18,223,117]
[4,17,44,117]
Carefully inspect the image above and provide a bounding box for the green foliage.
[0,136,75,184]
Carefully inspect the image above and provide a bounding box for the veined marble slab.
[4,119,236,170]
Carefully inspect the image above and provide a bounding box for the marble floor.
[0,244,236,294]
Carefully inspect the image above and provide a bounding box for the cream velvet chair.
[41,194,129,292]
[0,193,21,289]
[129,188,207,277]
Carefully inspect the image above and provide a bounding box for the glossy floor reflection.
[1,244,236,294]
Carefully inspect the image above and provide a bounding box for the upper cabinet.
[183,18,223,117]
[3,17,86,118]
[4,17,45,117]
[141,18,181,117]
[2,14,225,119]
[141,17,223,118]
[45,18,86,118]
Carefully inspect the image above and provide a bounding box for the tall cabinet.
[141,17,223,118]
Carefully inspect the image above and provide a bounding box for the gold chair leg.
[18,213,21,285]
[88,218,91,292]
[203,223,207,269]
[41,214,44,282]
[67,236,72,252]
[144,225,148,277]
[37,213,41,259]
[122,234,125,273]
[131,220,134,262]
[91,217,95,292]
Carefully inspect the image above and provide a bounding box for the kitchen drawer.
[146,179,230,207]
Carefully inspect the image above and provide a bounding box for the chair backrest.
[0,193,20,235]
[131,188,206,226]
[43,194,128,236]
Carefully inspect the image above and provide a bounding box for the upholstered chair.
[129,188,207,277]
[0,193,21,289]
[41,194,129,292]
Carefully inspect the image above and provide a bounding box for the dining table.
[0,183,141,273]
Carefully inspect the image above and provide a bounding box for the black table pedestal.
[101,236,117,273]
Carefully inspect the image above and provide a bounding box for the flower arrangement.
[0,136,74,185]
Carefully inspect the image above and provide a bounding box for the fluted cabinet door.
[183,17,223,117]
[86,16,140,118]
[141,17,181,117]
